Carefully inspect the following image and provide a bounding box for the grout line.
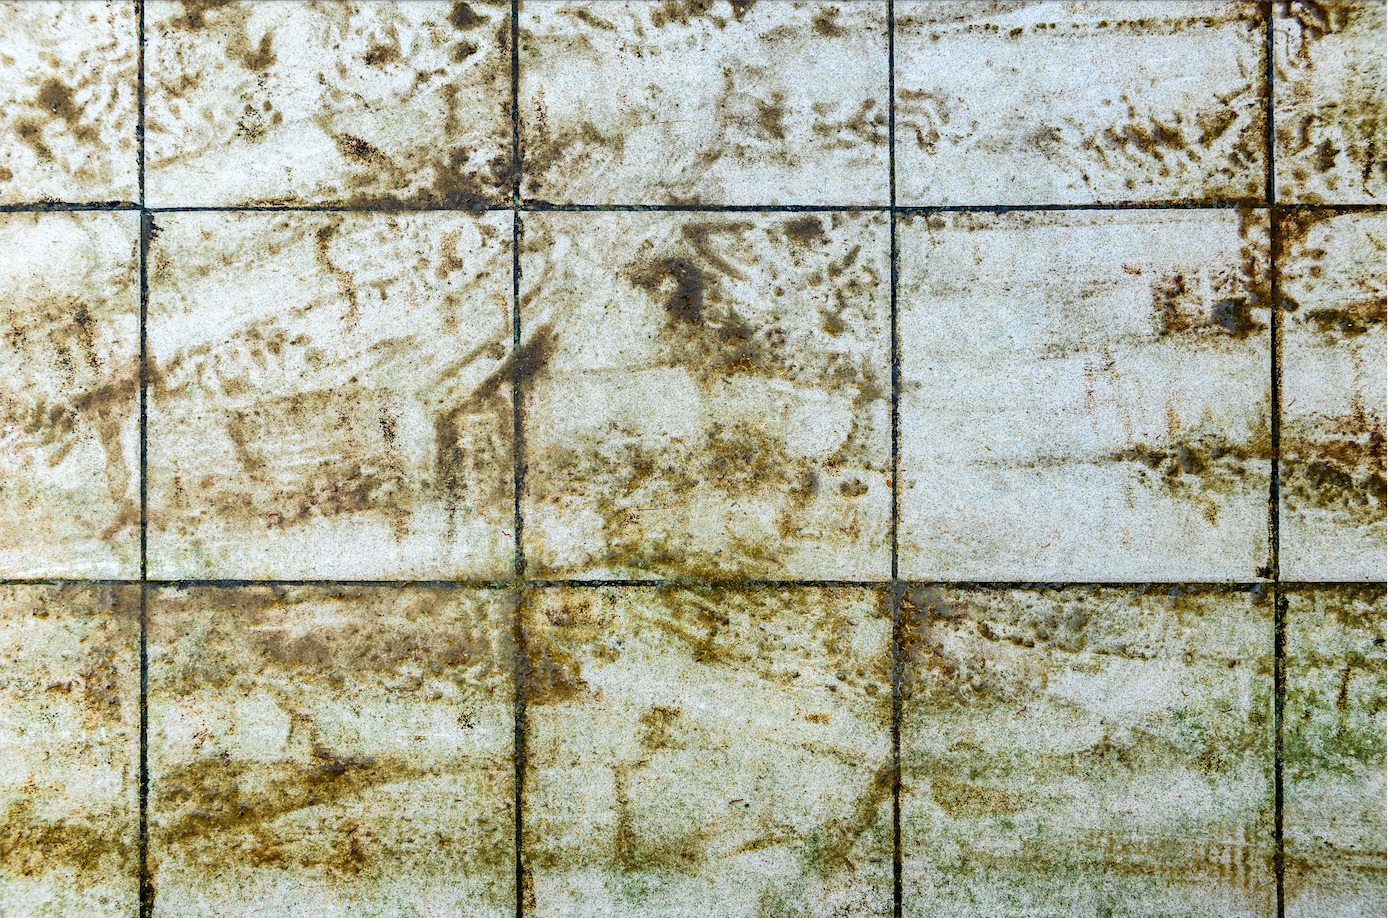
[0,577,1337,589]
[136,3,152,914]
[509,4,526,917]
[887,2,904,911]
[8,200,1382,216]
[1265,6,1285,917]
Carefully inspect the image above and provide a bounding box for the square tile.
[146,0,512,207]
[148,585,516,918]
[1274,1,1386,203]
[901,585,1275,918]
[0,584,140,918]
[894,1,1267,206]
[1284,585,1387,918]
[147,211,515,579]
[0,1,139,204]
[519,211,891,579]
[1279,210,1386,580]
[522,585,892,918]
[519,1,889,205]
[898,209,1272,581]
[0,212,139,577]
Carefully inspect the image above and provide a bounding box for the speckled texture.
[147,586,517,918]
[901,585,1275,918]
[894,1,1268,205]
[1278,210,1387,580]
[1284,585,1386,918]
[0,1,139,204]
[0,584,140,918]
[519,210,892,580]
[1275,1,1387,203]
[146,210,515,580]
[898,209,1272,581]
[146,1,512,207]
[522,585,893,918]
[520,1,889,205]
[0,212,140,578]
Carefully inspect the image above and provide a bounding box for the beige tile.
[522,585,892,918]
[0,584,140,918]
[0,1,139,204]
[895,1,1267,205]
[898,209,1271,581]
[1275,1,1386,203]
[0,212,140,577]
[148,586,516,918]
[1285,586,1387,918]
[519,1,889,205]
[146,211,515,580]
[146,1,512,207]
[519,211,891,580]
[1279,211,1386,580]
[901,585,1275,918]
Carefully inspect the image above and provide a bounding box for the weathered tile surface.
[1275,1,1386,203]
[0,1,139,204]
[520,1,889,205]
[522,586,892,918]
[146,211,514,579]
[894,1,1267,205]
[901,585,1275,918]
[898,209,1271,581]
[0,212,140,577]
[148,586,516,918]
[1284,586,1387,918]
[1279,210,1386,580]
[0,584,140,918]
[520,211,891,580]
[146,0,512,207]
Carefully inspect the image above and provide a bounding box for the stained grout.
[135,1,152,914]
[1264,5,1286,916]
[885,2,905,914]
[0,577,1324,590]
[509,3,527,916]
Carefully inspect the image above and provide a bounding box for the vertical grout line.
[135,2,152,915]
[1264,6,1285,917]
[885,4,903,918]
[509,4,526,918]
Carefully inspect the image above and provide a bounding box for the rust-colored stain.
[0,2,1383,918]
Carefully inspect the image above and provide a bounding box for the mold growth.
[523,213,890,578]
[1276,1,1387,200]
[521,586,892,909]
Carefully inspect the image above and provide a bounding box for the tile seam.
[510,3,527,917]
[136,1,151,915]
[886,2,904,917]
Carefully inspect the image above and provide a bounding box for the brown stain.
[1278,1,1386,197]
[0,800,133,879]
[1281,413,1387,523]
[929,777,1023,818]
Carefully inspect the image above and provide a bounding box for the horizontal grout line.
[6,201,1384,216]
[0,577,1347,590]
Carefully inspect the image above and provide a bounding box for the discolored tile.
[901,585,1275,918]
[1274,1,1386,203]
[146,0,512,207]
[146,211,515,579]
[898,209,1271,581]
[1284,585,1387,918]
[519,211,891,580]
[522,585,893,918]
[1278,210,1386,580]
[0,584,140,918]
[0,1,139,204]
[519,1,889,205]
[894,1,1267,205]
[147,585,516,918]
[0,212,140,577]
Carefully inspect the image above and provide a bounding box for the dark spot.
[35,79,80,125]
[449,2,485,30]
[362,42,399,67]
[1210,297,1263,338]
[333,133,394,169]
[783,216,826,246]
[238,33,276,72]
[812,6,848,37]
[451,41,478,62]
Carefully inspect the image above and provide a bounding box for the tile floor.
[0,2,1383,918]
